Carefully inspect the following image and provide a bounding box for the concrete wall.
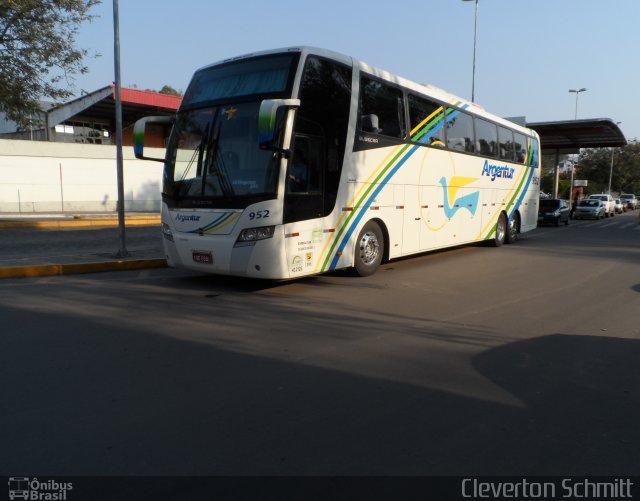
[0,139,165,213]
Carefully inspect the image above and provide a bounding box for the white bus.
[134,47,540,279]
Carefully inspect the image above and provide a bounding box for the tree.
[158,85,182,96]
[577,141,640,195]
[540,152,571,196]
[0,0,100,128]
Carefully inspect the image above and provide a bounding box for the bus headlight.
[235,226,275,247]
[162,223,174,242]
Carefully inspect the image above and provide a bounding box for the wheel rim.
[508,218,517,239]
[359,231,380,266]
[496,216,506,241]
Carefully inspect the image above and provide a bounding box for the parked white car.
[587,194,615,217]
[614,199,624,214]
[620,194,637,210]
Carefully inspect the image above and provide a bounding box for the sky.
[72,0,640,141]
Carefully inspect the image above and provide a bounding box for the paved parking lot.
[1,212,639,476]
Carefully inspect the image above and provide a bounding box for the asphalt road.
[1,212,639,476]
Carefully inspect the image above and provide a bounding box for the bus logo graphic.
[175,214,201,222]
[439,176,479,218]
[481,159,515,181]
[8,477,29,500]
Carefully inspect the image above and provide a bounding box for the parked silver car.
[587,194,615,217]
[574,199,605,220]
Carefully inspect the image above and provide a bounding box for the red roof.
[112,85,181,110]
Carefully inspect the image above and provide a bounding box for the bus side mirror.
[133,116,175,162]
[258,99,300,151]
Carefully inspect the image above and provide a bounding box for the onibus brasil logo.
[8,477,73,500]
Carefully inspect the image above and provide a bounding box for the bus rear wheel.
[491,212,507,247]
[506,213,519,244]
[354,220,384,277]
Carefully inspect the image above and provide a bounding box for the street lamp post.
[568,88,587,120]
[463,0,479,102]
[112,0,128,258]
[608,149,615,196]
[569,161,575,204]
[608,122,621,196]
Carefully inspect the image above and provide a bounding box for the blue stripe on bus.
[509,165,536,220]
[186,212,234,233]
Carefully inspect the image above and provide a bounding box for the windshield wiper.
[168,124,208,202]
[202,115,235,199]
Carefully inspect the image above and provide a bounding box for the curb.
[0,217,161,229]
[0,258,167,279]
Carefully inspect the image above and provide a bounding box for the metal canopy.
[68,95,174,127]
[526,118,627,153]
[45,86,180,130]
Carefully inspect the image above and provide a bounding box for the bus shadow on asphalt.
[472,333,640,473]
[2,290,639,475]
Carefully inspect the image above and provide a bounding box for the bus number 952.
[248,210,270,220]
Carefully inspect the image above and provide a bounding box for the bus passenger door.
[283,131,324,224]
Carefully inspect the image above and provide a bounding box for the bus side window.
[288,146,309,193]
[474,117,498,157]
[498,126,515,161]
[408,93,445,147]
[288,133,322,194]
[359,76,406,139]
[513,132,528,164]
[446,110,475,153]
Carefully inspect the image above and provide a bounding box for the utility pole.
[463,0,479,102]
[113,0,128,258]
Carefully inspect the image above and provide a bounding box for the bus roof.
[194,46,536,137]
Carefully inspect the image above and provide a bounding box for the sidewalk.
[0,213,166,279]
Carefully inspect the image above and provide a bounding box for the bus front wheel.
[354,220,384,277]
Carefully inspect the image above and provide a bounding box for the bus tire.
[491,212,507,247]
[506,213,519,244]
[354,220,384,277]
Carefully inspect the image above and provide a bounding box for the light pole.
[608,149,615,196]
[568,160,575,204]
[463,0,479,102]
[608,123,621,196]
[113,0,128,257]
[568,88,587,120]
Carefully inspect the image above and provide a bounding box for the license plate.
[192,251,213,265]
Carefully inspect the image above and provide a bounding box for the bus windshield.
[163,54,300,209]
[182,54,297,107]
[163,102,280,209]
